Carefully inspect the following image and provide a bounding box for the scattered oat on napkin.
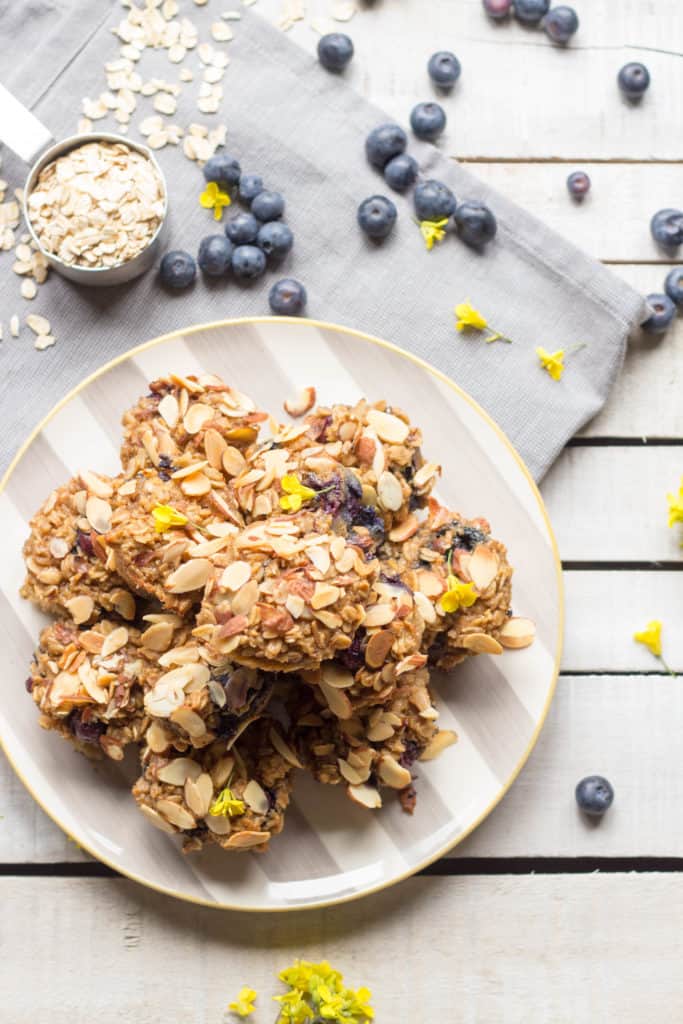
[0,0,645,480]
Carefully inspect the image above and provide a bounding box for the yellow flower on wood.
[536,346,565,381]
[199,180,231,220]
[633,620,663,657]
[152,504,188,533]
[279,473,317,512]
[228,987,257,1018]
[667,479,683,527]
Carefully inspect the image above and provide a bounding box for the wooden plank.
[3,671,682,864]
[542,446,683,562]
[2,874,682,1021]
[257,0,683,159]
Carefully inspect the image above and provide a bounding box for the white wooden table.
[3,2,683,1019]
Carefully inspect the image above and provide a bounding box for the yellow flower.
[667,479,683,527]
[279,474,317,512]
[633,620,663,657]
[455,301,488,332]
[536,346,565,381]
[152,504,188,533]
[419,218,449,250]
[228,987,257,1018]
[440,575,478,613]
[209,787,245,817]
[199,180,231,220]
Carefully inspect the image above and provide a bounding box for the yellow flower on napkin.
[536,346,566,381]
[455,301,489,332]
[419,218,449,250]
[199,180,231,220]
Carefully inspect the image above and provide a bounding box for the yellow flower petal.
[228,987,257,1018]
[439,575,478,613]
[209,787,246,817]
[419,218,448,251]
[152,504,188,533]
[667,480,683,527]
[633,620,663,657]
[454,301,488,332]
[279,474,317,512]
[536,346,565,381]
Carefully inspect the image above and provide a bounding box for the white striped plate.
[0,318,563,911]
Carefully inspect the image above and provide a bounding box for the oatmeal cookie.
[120,373,267,474]
[383,498,513,670]
[26,615,190,760]
[21,475,137,625]
[133,717,297,852]
[195,507,379,672]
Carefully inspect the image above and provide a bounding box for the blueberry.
[651,209,683,249]
[365,123,408,169]
[197,234,232,277]
[251,190,285,222]
[410,101,447,142]
[453,201,497,247]
[567,171,591,200]
[618,61,650,99]
[225,211,259,245]
[69,710,105,746]
[642,293,676,335]
[575,775,614,817]
[231,245,267,281]
[257,221,294,260]
[357,195,397,240]
[482,0,512,18]
[414,179,457,221]
[664,267,683,307]
[514,0,550,24]
[543,6,579,43]
[383,153,419,192]
[427,51,461,88]
[317,32,354,71]
[159,250,197,289]
[269,278,307,316]
[238,174,264,203]
[203,153,241,188]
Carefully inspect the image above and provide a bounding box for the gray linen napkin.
[0,0,645,480]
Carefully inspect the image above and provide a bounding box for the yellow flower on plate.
[279,473,317,512]
[199,180,231,220]
[455,301,488,332]
[209,786,245,818]
[440,575,478,614]
[228,987,257,1018]
[152,504,188,533]
[667,478,683,527]
[633,620,663,657]
[419,218,449,250]
[536,346,565,382]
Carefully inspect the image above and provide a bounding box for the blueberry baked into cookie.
[20,372,534,853]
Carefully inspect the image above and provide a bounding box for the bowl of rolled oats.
[24,133,168,286]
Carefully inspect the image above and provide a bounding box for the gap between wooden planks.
[2,875,682,1022]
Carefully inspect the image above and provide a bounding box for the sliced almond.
[319,679,353,719]
[321,663,355,689]
[307,544,330,576]
[65,594,94,625]
[204,813,232,836]
[100,625,129,657]
[156,799,196,831]
[460,633,504,655]
[347,783,382,809]
[141,621,175,651]
[184,772,213,818]
[415,570,443,599]
[285,593,305,619]
[146,720,172,754]
[365,629,394,668]
[85,495,112,533]
[223,830,270,849]
[366,721,395,742]
[170,706,207,739]
[111,588,136,621]
[79,470,114,499]
[222,446,247,476]
[420,729,458,761]
[366,409,409,444]
[48,537,69,559]
[377,471,403,512]
[165,558,212,593]
[230,579,260,617]
[158,393,179,428]
[413,462,440,490]
[377,753,412,789]
[362,604,395,628]
[243,779,269,815]
[499,616,536,649]
[183,402,214,435]
[338,758,364,786]
[311,582,341,610]
[158,757,202,786]
[220,560,251,591]
[170,460,209,480]
[204,427,227,468]
[388,514,419,543]
[139,803,176,834]
[269,727,304,768]
[468,546,499,592]
[283,386,316,418]
[180,471,211,497]
[413,590,437,625]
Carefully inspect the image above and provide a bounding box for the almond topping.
[156,799,196,831]
[220,560,251,591]
[460,633,504,655]
[183,402,214,434]
[223,830,270,849]
[362,604,395,628]
[366,408,410,444]
[158,757,202,786]
[365,629,394,668]
[64,595,94,625]
[158,393,179,429]
[165,558,212,593]
[420,729,458,761]
[243,779,269,815]
[311,582,341,610]
[499,616,536,649]
[85,495,112,533]
[377,753,412,789]
[468,546,499,592]
[283,386,316,418]
[347,783,382,809]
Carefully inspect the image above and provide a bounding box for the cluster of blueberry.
[642,211,683,333]
[483,0,579,45]
[159,154,307,316]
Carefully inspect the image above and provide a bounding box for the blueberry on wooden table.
[482,0,512,18]
[383,153,419,192]
[410,101,447,142]
[567,171,591,200]
[664,267,683,307]
[454,201,497,247]
[251,190,285,222]
[414,179,457,221]
[357,195,397,240]
[365,123,408,169]
[238,174,264,203]
[575,776,614,817]
[257,221,294,260]
[642,293,676,335]
[427,50,461,88]
[514,0,550,24]
[617,61,651,99]
[543,6,579,44]
[269,278,307,315]
[651,209,683,249]
[225,211,259,245]
[159,250,197,289]
[231,244,267,280]
[203,153,242,188]
[197,235,233,276]
[317,32,354,71]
